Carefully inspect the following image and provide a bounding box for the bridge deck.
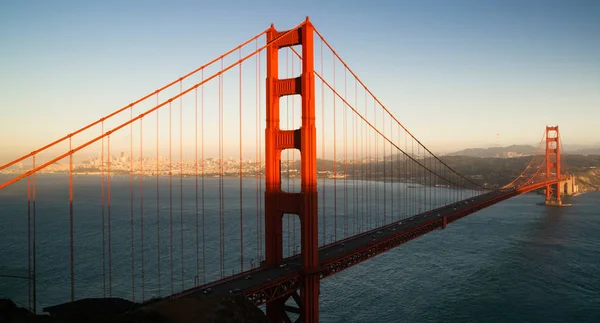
[173,187,529,305]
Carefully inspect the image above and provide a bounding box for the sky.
[1,0,599,163]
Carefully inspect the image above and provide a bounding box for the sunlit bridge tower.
[545,125,562,205]
[264,18,319,322]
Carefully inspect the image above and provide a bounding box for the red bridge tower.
[264,18,319,322]
[545,125,562,205]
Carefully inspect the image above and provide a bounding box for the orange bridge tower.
[264,18,320,322]
[545,125,562,205]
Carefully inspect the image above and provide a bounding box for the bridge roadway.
[173,186,536,305]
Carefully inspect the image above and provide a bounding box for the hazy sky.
[1,0,599,163]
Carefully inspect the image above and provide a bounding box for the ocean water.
[320,192,600,323]
[0,174,598,322]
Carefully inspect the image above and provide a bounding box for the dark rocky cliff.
[1,296,268,323]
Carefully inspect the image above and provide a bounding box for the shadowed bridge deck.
[175,179,559,305]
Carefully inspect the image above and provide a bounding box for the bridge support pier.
[266,299,288,323]
[265,18,320,323]
[544,126,563,206]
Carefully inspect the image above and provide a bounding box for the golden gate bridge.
[0,17,574,322]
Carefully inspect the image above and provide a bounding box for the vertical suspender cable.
[390,118,393,222]
[353,78,358,235]
[291,49,296,253]
[286,49,291,256]
[374,98,378,227]
[27,176,31,310]
[107,138,112,297]
[69,137,74,302]
[382,108,386,225]
[343,68,348,238]
[218,58,225,278]
[201,70,206,283]
[180,81,184,291]
[32,155,37,313]
[320,39,326,246]
[239,48,244,270]
[130,107,135,301]
[101,123,106,297]
[156,93,161,295]
[333,53,337,242]
[257,51,263,262]
[255,39,260,263]
[169,100,174,294]
[195,88,199,284]
[140,118,145,300]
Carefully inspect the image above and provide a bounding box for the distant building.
[496,151,524,158]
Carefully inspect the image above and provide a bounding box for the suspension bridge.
[0,18,575,322]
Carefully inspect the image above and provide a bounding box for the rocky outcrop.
[576,169,600,192]
[118,296,268,323]
[0,299,56,323]
[1,296,268,323]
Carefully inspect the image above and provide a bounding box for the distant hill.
[570,148,600,155]
[448,145,537,158]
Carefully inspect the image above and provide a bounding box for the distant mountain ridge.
[448,145,537,158]
[569,148,600,155]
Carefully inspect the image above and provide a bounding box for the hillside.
[447,145,537,158]
[439,154,600,191]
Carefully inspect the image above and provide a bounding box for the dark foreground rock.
[1,296,268,323]
[1,299,56,322]
[119,296,268,323]
[44,298,137,322]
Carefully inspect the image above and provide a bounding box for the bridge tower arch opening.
[264,17,319,323]
[545,125,562,205]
